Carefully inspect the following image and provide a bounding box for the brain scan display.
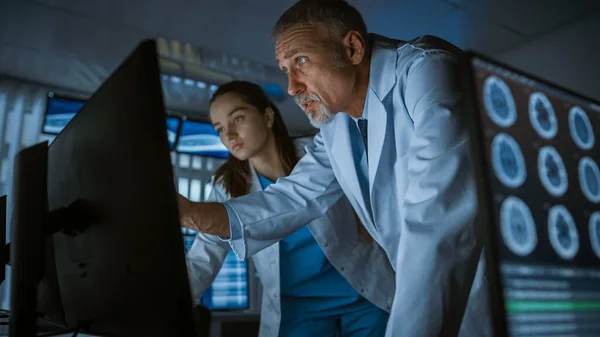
[472,55,600,337]
[492,133,527,188]
[569,106,595,150]
[578,157,600,203]
[528,92,558,140]
[484,76,517,128]
[590,212,600,259]
[538,146,568,197]
[500,196,538,256]
[548,205,579,260]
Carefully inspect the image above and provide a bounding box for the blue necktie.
[357,119,368,158]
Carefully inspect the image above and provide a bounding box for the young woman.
[183,81,394,337]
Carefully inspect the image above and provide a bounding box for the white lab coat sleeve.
[185,180,232,305]
[389,50,481,336]
[224,132,345,260]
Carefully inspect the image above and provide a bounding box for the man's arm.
[179,197,231,238]
[389,50,481,336]
[180,133,345,259]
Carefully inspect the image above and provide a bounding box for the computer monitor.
[175,118,229,159]
[182,234,249,311]
[9,142,47,336]
[43,93,182,151]
[257,82,286,103]
[200,251,249,311]
[166,116,182,150]
[462,52,600,337]
[30,39,198,336]
[42,93,85,135]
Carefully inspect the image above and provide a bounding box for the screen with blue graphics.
[470,55,600,337]
[175,119,229,158]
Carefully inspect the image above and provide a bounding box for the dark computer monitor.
[9,142,47,336]
[42,93,86,135]
[175,118,229,159]
[27,39,198,336]
[462,52,600,337]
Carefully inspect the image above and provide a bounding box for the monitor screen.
[183,234,249,311]
[258,82,286,102]
[175,119,229,158]
[43,93,85,134]
[468,55,600,336]
[166,116,181,150]
[43,93,181,151]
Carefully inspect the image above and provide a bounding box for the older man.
[178,0,491,336]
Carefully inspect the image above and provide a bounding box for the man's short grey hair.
[272,0,369,46]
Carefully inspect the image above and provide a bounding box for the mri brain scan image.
[579,157,600,203]
[500,196,538,256]
[538,146,568,197]
[492,133,527,188]
[590,212,600,259]
[484,76,517,128]
[528,92,558,140]
[569,106,595,150]
[548,205,579,260]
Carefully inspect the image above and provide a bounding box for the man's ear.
[344,31,367,65]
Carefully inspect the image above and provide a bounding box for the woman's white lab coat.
[186,146,396,337]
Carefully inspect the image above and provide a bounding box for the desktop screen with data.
[43,92,180,150]
[182,231,249,310]
[175,119,229,159]
[43,93,85,134]
[470,56,600,336]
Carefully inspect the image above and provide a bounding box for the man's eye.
[298,57,306,65]
[216,128,224,134]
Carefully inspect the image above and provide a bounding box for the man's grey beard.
[294,93,334,128]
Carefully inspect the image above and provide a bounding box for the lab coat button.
[360,288,365,293]
[324,242,329,248]
[340,267,345,271]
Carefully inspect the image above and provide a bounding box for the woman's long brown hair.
[210,81,299,198]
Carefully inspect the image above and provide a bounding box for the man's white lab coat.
[223,34,491,337]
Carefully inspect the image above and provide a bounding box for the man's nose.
[287,71,304,96]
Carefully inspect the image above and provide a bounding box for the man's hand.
[177,194,231,238]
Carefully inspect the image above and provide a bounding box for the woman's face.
[210,92,273,161]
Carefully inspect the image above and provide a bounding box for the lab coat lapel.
[366,34,398,195]
[248,164,264,193]
[330,115,370,216]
